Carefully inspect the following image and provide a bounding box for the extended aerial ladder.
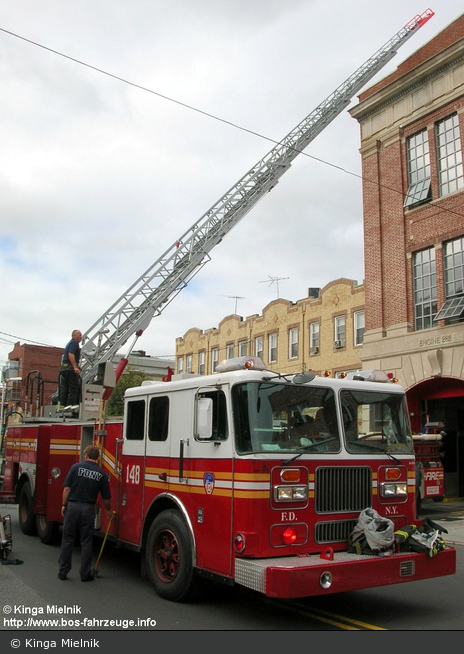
[80,10,434,385]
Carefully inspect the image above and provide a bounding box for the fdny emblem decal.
[204,472,214,495]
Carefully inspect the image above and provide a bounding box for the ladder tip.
[406,9,435,31]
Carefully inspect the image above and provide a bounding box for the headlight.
[274,485,308,501]
[380,482,408,498]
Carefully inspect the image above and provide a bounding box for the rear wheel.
[146,510,198,602]
[18,482,37,535]
[36,514,60,544]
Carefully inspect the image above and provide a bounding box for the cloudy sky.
[0,1,461,368]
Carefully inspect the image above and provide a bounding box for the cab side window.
[148,396,169,442]
[198,390,228,441]
[126,400,145,440]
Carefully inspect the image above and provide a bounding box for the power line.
[1,26,463,222]
[0,331,54,348]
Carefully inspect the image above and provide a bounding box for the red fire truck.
[413,425,445,504]
[0,359,456,600]
[2,11,451,602]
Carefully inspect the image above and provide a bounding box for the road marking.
[264,598,388,630]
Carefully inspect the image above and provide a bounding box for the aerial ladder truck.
[2,10,454,603]
[78,9,436,393]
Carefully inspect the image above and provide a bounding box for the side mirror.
[196,397,213,440]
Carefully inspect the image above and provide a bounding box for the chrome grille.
[315,520,357,543]
[315,466,372,513]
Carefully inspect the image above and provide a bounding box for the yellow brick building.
[175,278,365,377]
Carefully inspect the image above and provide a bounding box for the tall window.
[334,315,345,347]
[404,129,431,207]
[288,328,298,359]
[198,351,205,375]
[177,357,183,374]
[413,247,437,330]
[445,236,464,297]
[211,348,218,373]
[435,236,464,323]
[255,336,263,359]
[226,343,234,359]
[437,114,463,197]
[186,355,192,373]
[268,333,277,363]
[354,310,365,346]
[239,340,247,356]
[309,322,319,355]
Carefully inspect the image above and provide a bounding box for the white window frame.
[186,355,192,373]
[354,310,365,346]
[309,322,319,355]
[334,315,346,348]
[413,247,437,330]
[435,236,464,323]
[211,348,218,373]
[198,351,205,375]
[239,340,247,356]
[437,114,463,197]
[404,129,431,207]
[177,357,184,374]
[268,333,277,364]
[255,336,263,359]
[288,328,298,359]
[226,343,234,359]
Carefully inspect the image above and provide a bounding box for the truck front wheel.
[146,510,198,602]
[36,515,60,544]
[18,482,37,535]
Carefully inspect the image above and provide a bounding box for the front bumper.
[234,546,456,599]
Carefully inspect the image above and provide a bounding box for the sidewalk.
[419,497,464,546]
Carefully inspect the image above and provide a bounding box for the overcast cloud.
[0,1,460,367]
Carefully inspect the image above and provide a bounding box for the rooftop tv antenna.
[218,295,246,314]
[259,276,290,298]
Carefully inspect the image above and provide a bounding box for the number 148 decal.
[126,464,141,484]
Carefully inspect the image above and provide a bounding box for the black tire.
[36,514,60,544]
[146,510,198,602]
[18,482,37,535]
[433,497,444,503]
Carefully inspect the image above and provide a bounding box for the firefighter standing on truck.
[58,445,112,582]
[58,329,82,407]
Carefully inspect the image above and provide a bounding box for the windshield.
[232,381,341,454]
[341,389,414,455]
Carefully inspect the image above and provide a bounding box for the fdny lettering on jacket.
[78,468,103,481]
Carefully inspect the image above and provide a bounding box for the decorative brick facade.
[176,278,365,378]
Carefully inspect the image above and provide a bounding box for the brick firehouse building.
[350,13,464,497]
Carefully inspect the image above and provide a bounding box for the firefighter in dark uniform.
[58,445,112,581]
[58,329,82,407]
